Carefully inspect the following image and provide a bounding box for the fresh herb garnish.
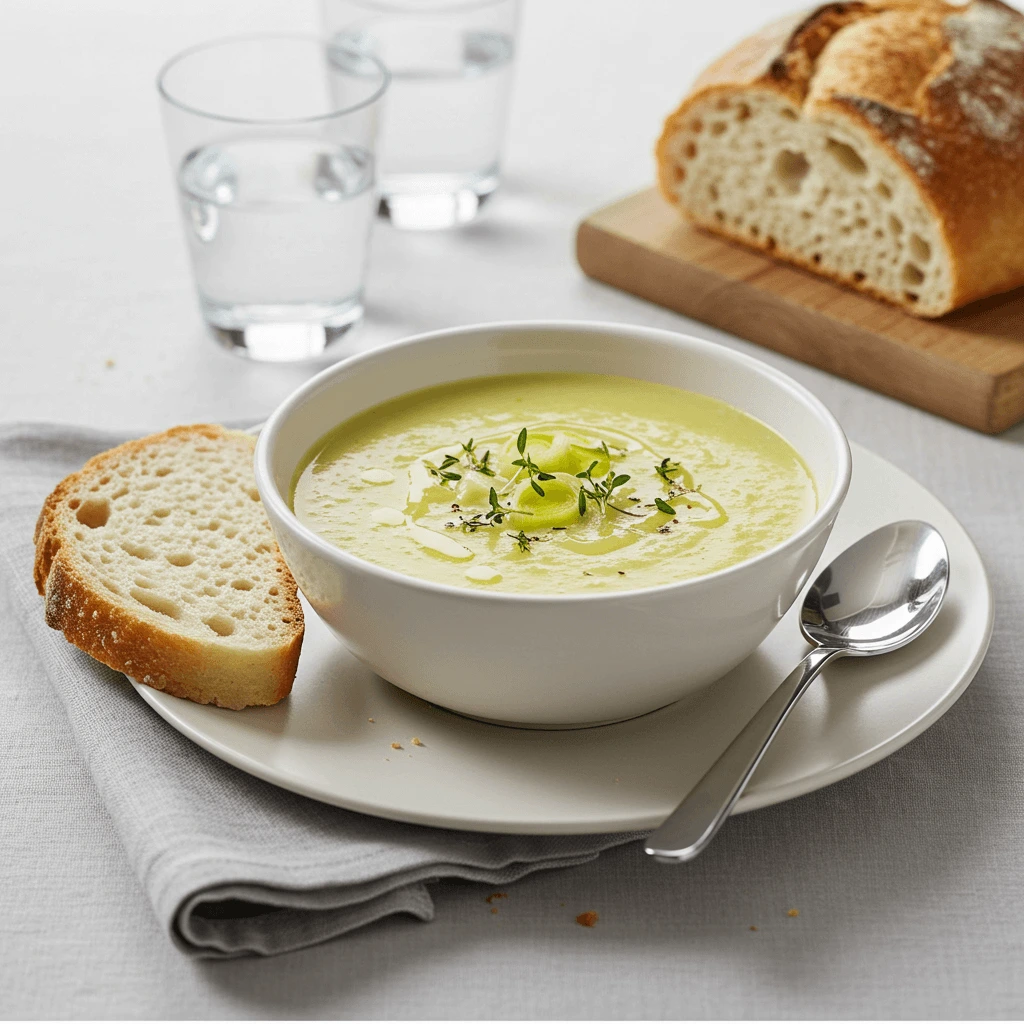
[576,462,643,518]
[511,428,555,497]
[458,486,533,532]
[425,438,497,486]
[424,453,462,485]
[655,456,682,484]
[509,529,535,553]
[460,438,495,477]
[654,497,677,515]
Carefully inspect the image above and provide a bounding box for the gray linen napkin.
[0,423,641,959]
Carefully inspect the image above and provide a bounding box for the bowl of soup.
[255,321,851,726]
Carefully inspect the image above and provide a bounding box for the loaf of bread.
[656,0,1024,317]
[34,425,303,709]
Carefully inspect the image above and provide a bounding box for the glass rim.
[156,32,390,127]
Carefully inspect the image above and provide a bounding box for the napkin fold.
[0,424,640,959]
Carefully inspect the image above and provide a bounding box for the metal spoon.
[645,520,949,864]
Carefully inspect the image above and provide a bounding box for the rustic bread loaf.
[34,424,303,709]
[656,0,1024,317]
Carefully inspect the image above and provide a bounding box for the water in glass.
[330,27,514,229]
[178,136,375,358]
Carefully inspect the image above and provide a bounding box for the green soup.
[291,373,817,593]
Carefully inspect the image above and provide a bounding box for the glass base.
[378,169,499,230]
[202,297,363,362]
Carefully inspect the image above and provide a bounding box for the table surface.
[4,1,1024,1018]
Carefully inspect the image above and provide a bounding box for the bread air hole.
[131,588,181,620]
[736,103,751,121]
[204,613,235,638]
[889,214,903,236]
[772,150,810,194]
[826,139,867,175]
[710,122,727,136]
[75,497,110,529]
[166,552,195,567]
[684,141,697,159]
[231,579,254,591]
[903,263,925,286]
[120,540,155,560]
[875,181,893,200]
[910,234,931,262]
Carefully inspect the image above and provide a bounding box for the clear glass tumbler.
[324,0,519,230]
[158,35,388,361]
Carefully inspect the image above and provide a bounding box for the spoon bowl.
[801,520,949,654]
[646,520,950,863]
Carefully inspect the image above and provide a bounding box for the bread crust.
[656,0,1024,316]
[33,424,304,710]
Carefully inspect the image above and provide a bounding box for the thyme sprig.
[511,428,555,497]
[425,437,496,487]
[508,529,539,553]
[576,462,644,518]
[655,456,682,484]
[424,453,462,485]
[460,438,495,477]
[456,486,533,532]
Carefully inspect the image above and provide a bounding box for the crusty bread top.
[33,424,303,709]
[660,0,1024,311]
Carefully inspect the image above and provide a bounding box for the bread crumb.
[576,911,599,928]
[391,742,402,750]
[787,908,799,918]
[411,736,424,746]
[490,907,499,915]
[367,717,375,723]
[485,892,508,904]
[749,925,758,931]
[104,358,115,369]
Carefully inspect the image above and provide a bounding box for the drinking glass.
[158,35,388,361]
[323,0,519,230]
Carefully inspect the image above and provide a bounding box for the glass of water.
[158,35,388,361]
[324,0,519,230]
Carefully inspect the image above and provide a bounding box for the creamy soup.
[291,373,817,593]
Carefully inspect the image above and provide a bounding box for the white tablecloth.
[4,0,1024,1016]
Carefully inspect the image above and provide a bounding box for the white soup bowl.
[255,321,851,727]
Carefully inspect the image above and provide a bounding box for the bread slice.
[33,424,303,709]
[656,0,1024,318]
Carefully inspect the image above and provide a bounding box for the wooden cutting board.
[576,188,1024,434]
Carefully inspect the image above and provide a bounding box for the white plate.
[132,443,992,834]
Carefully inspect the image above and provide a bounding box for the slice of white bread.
[33,424,303,709]
[656,0,1024,318]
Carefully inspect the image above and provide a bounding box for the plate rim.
[131,441,993,833]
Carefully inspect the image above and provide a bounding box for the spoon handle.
[645,645,842,863]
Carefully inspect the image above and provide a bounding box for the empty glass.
[158,35,388,361]
[324,0,519,230]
